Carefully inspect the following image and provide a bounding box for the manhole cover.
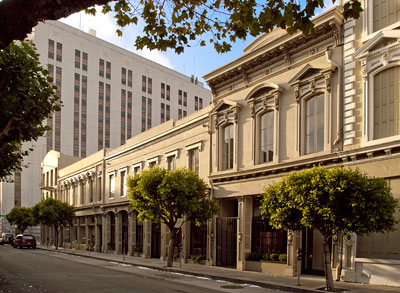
[220,285,244,289]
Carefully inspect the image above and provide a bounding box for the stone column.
[143,221,151,258]
[116,212,122,254]
[237,196,245,271]
[128,212,134,256]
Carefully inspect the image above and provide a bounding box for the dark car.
[12,234,36,249]
[1,233,14,244]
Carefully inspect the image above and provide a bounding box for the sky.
[60,1,337,87]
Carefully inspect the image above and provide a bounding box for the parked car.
[1,233,14,244]
[0,236,3,245]
[12,234,36,249]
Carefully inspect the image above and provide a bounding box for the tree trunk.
[322,235,334,291]
[167,228,177,267]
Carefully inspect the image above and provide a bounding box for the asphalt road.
[0,245,284,293]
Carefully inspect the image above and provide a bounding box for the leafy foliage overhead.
[0,41,59,181]
[6,207,35,234]
[0,1,362,53]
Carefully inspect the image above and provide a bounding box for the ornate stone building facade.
[40,4,400,287]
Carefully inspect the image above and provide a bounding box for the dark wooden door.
[151,223,161,258]
[216,218,237,268]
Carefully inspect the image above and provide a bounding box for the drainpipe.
[325,47,343,147]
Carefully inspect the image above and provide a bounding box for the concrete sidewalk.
[37,245,398,293]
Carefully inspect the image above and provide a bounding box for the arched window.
[373,66,400,139]
[305,94,324,154]
[259,111,274,163]
[222,124,234,170]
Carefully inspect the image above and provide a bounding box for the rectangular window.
[128,70,133,87]
[147,98,152,129]
[106,61,111,79]
[188,148,199,174]
[167,156,176,171]
[56,67,62,88]
[109,173,115,198]
[305,94,324,154]
[142,75,146,92]
[121,67,126,85]
[99,59,104,77]
[148,77,152,94]
[127,91,132,139]
[199,98,203,110]
[183,91,187,107]
[73,73,80,157]
[56,42,62,62]
[178,109,182,119]
[97,176,102,201]
[373,0,400,32]
[120,170,127,197]
[105,84,111,148]
[81,75,87,158]
[75,49,80,69]
[121,89,126,145]
[195,96,199,111]
[161,103,165,123]
[222,124,234,170]
[259,111,274,163]
[166,85,171,100]
[98,81,104,150]
[166,104,170,121]
[178,90,182,105]
[183,110,187,117]
[252,199,287,255]
[89,179,93,203]
[141,96,146,132]
[48,39,54,59]
[80,182,85,205]
[161,83,165,99]
[82,52,88,71]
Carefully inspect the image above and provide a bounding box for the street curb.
[39,247,321,293]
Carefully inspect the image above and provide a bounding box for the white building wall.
[0,20,211,235]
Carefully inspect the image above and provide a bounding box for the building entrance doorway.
[302,228,327,275]
[216,218,237,268]
[151,223,161,258]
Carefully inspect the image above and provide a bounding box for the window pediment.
[355,30,400,59]
[289,64,335,101]
[209,100,241,130]
[246,84,282,116]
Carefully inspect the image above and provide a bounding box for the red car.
[12,234,37,249]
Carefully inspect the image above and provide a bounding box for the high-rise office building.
[0,20,211,234]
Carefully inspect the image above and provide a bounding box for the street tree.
[261,166,398,291]
[0,0,362,52]
[0,41,59,181]
[32,198,75,250]
[128,167,219,267]
[6,207,35,234]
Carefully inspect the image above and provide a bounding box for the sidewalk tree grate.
[220,285,244,289]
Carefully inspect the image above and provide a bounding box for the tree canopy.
[0,41,59,181]
[128,167,219,266]
[261,165,398,291]
[6,206,36,234]
[32,198,75,249]
[0,0,362,53]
